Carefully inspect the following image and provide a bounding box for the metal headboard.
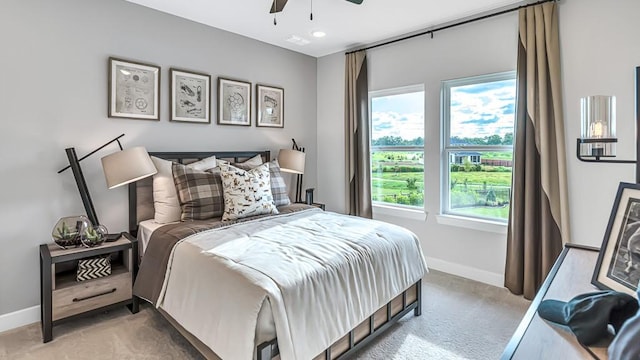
[127,150,271,236]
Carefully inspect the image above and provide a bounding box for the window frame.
[440,71,516,223]
[369,84,426,212]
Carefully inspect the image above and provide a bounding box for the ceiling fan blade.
[345,0,364,4]
[270,0,289,13]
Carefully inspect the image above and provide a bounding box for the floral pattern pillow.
[219,163,278,221]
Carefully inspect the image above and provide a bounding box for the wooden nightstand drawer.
[52,271,132,321]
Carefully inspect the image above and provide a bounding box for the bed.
[129,150,427,360]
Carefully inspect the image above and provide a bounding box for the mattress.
[158,209,426,359]
[134,206,427,359]
[138,219,175,254]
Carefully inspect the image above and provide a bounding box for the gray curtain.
[345,51,372,218]
[505,2,570,300]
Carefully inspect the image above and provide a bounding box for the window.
[442,72,516,222]
[370,85,425,209]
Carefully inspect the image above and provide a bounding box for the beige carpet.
[0,271,529,360]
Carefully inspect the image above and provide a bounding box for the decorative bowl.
[52,216,89,249]
[80,224,108,247]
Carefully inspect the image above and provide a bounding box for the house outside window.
[370,85,425,209]
[441,72,516,222]
[450,152,482,165]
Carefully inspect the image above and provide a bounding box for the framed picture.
[170,68,211,124]
[256,84,284,128]
[217,77,251,126]
[592,182,640,297]
[108,57,160,120]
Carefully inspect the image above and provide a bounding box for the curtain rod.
[345,0,556,55]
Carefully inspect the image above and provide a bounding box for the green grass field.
[451,206,510,220]
[372,171,511,190]
[482,152,513,160]
[372,178,423,189]
[376,172,424,181]
[371,150,513,220]
[372,170,512,220]
[449,171,512,186]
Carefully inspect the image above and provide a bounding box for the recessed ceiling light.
[311,31,326,38]
[286,35,310,46]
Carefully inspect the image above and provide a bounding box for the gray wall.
[317,0,640,284]
[561,0,640,247]
[0,0,317,316]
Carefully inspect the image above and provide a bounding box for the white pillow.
[216,154,263,170]
[219,163,278,221]
[189,155,217,171]
[151,155,217,223]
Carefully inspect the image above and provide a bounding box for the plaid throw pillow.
[268,160,291,206]
[219,163,278,221]
[172,163,224,221]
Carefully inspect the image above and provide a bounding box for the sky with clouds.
[449,79,516,139]
[371,79,515,141]
[371,91,424,141]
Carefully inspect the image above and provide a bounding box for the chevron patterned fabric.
[76,256,111,282]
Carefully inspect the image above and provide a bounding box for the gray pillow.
[268,160,291,206]
[172,163,224,221]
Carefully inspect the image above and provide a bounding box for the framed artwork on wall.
[256,84,284,128]
[592,182,640,297]
[217,77,251,126]
[170,68,211,124]
[108,57,160,120]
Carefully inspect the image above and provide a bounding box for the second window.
[442,72,516,222]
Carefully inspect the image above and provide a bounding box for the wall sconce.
[577,67,640,184]
[576,95,635,164]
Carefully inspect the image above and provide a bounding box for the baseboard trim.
[0,305,40,334]
[426,256,504,288]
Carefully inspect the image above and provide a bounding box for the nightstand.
[39,233,138,343]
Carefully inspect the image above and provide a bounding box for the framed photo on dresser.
[592,182,640,297]
[108,57,160,120]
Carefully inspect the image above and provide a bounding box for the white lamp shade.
[278,149,305,174]
[101,146,157,189]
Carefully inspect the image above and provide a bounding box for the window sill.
[435,214,507,234]
[372,204,427,221]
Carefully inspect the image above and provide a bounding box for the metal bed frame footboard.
[257,279,422,360]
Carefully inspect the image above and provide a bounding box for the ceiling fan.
[270,0,364,14]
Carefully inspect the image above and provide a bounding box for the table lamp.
[58,134,157,241]
[278,139,306,203]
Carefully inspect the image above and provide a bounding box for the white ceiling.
[126,0,524,57]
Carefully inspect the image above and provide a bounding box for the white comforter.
[157,208,427,360]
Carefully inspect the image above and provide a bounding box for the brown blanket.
[133,203,314,304]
